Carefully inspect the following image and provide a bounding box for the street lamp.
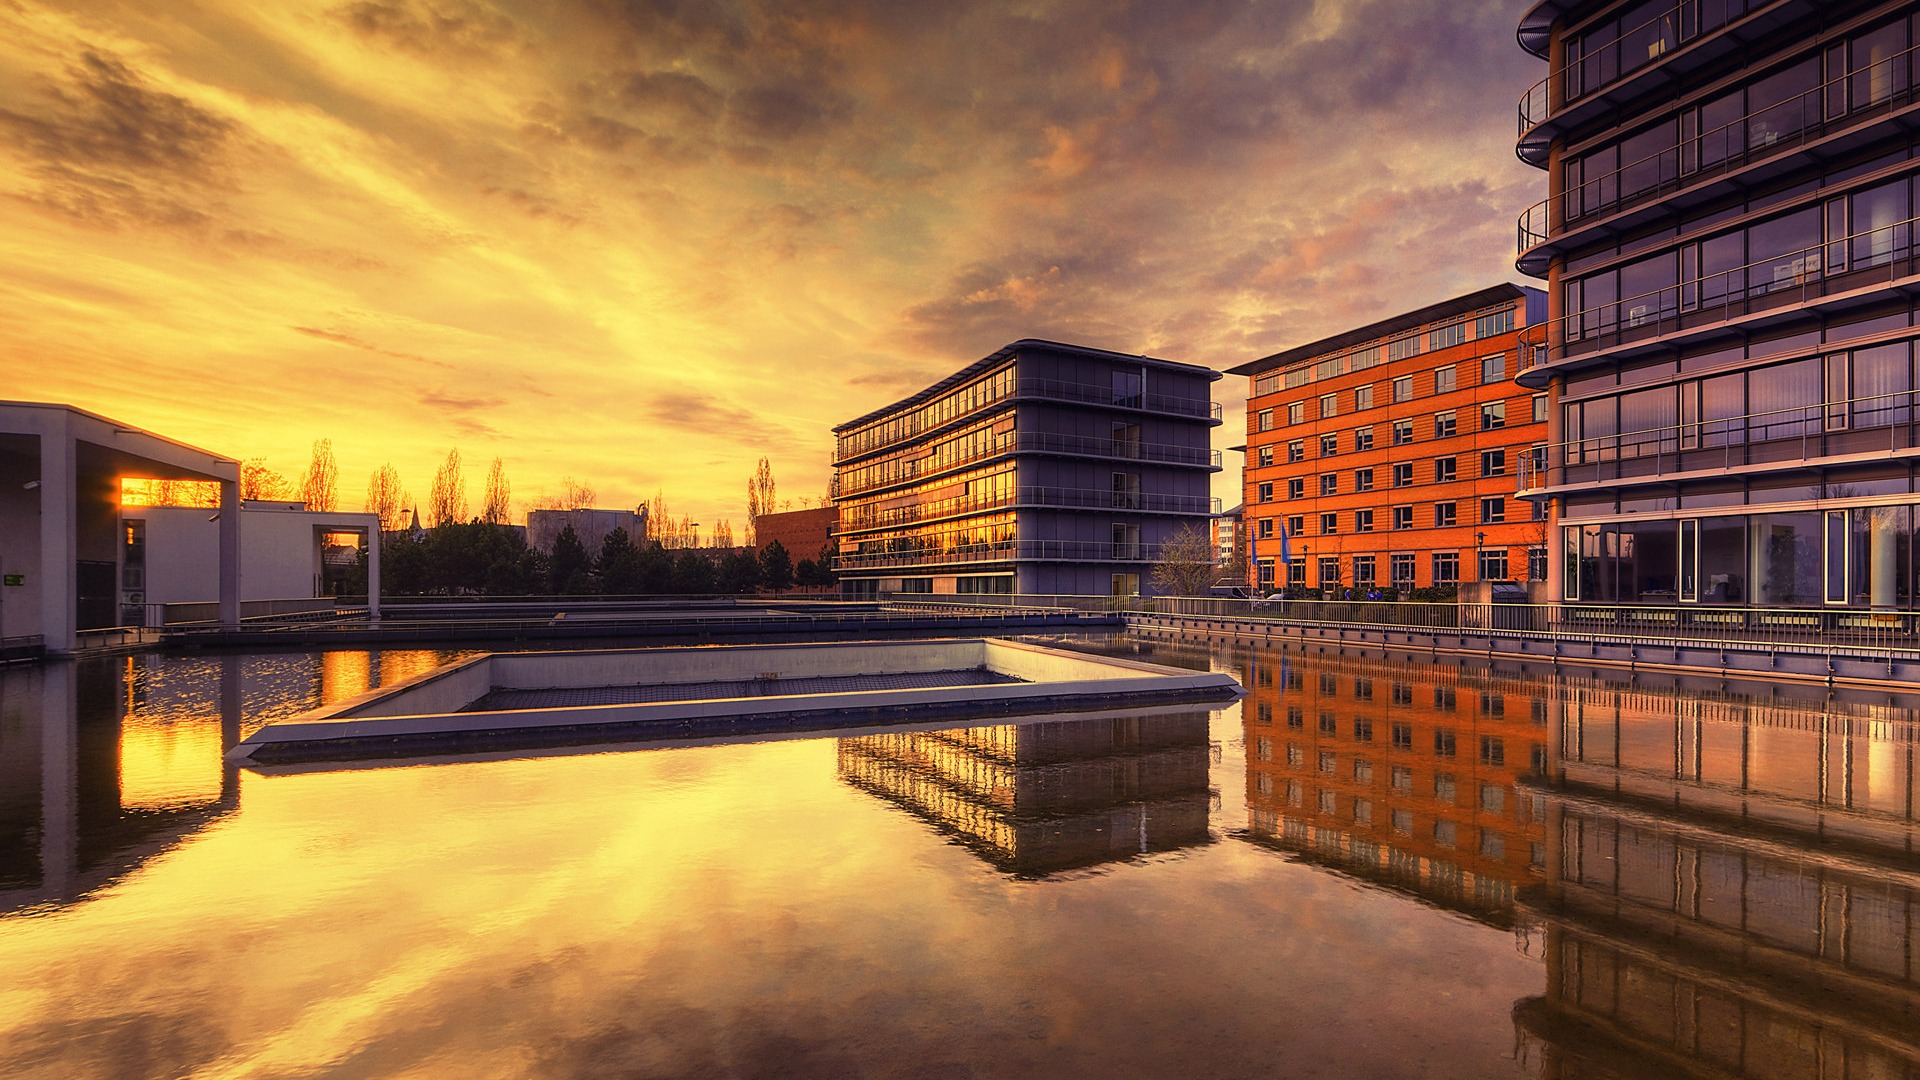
[1475,530,1486,581]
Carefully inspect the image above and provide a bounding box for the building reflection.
[1517,682,1920,1078]
[837,712,1215,877]
[1240,651,1552,925]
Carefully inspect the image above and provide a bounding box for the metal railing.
[1519,46,1920,259]
[835,377,1225,464]
[836,433,1222,499]
[1520,387,1919,493]
[836,538,1168,572]
[1545,213,1920,360]
[838,486,1221,533]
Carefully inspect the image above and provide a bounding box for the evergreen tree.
[670,549,714,594]
[596,527,644,595]
[550,524,591,594]
[717,549,761,594]
[759,540,793,595]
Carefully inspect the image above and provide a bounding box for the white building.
[127,500,381,625]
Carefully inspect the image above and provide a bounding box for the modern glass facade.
[1516,0,1920,611]
[831,339,1223,597]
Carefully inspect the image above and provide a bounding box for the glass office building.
[831,339,1223,598]
[1515,0,1920,610]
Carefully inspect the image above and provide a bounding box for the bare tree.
[532,476,596,511]
[364,464,408,531]
[299,439,339,512]
[241,458,292,501]
[428,448,468,528]
[711,519,734,548]
[481,457,512,525]
[1150,523,1218,597]
[746,457,775,546]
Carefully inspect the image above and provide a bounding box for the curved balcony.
[1518,214,1920,390]
[835,378,1222,465]
[836,539,1172,573]
[1516,0,1804,168]
[1516,0,1575,60]
[1518,49,1920,275]
[1516,389,1920,498]
[837,433,1222,500]
[836,487,1224,537]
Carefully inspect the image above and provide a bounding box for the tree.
[746,457,775,546]
[428,448,469,528]
[794,558,820,588]
[481,458,512,525]
[299,439,338,511]
[365,464,408,532]
[241,458,292,501]
[532,476,595,511]
[710,519,734,548]
[549,524,591,594]
[596,527,644,595]
[718,548,761,594]
[760,540,793,595]
[1150,523,1218,597]
[670,548,714,593]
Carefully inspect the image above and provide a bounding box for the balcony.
[1518,49,1920,274]
[1516,0,1804,167]
[835,434,1222,499]
[836,486,1224,536]
[1519,214,1920,390]
[1517,389,1920,497]
[836,538,1175,573]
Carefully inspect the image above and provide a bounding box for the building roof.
[834,338,1221,434]
[1224,284,1533,378]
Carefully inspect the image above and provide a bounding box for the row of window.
[1256,549,1551,588]
[837,366,1014,461]
[1250,305,1521,397]
[1257,499,1537,539]
[1257,360,1524,429]
[1254,396,1546,453]
[1560,0,1763,104]
[1256,449,1530,501]
[1256,784,1541,859]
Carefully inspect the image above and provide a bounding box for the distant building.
[1229,285,1550,594]
[126,500,381,623]
[831,338,1223,598]
[1212,503,1242,569]
[526,507,647,556]
[754,506,836,561]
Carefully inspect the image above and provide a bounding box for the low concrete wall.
[332,655,497,719]
[486,639,989,691]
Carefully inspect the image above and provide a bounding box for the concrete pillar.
[366,526,381,621]
[39,661,75,901]
[218,479,239,630]
[1870,507,1898,609]
[37,417,76,653]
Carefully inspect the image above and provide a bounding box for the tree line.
[370,524,835,597]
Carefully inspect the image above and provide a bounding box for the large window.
[1391,553,1416,586]
[1434,411,1457,438]
[1393,506,1413,531]
[1355,468,1375,492]
[1355,509,1374,532]
[1393,463,1414,488]
[1432,551,1460,585]
[1355,385,1374,411]
[1392,376,1414,402]
[1434,366,1457,393]
[1479,549,1509,580]
[1393,420,1414,445]
[1435,456,1457,483]
[1354,427,1374,452]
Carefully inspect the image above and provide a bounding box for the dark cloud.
[330,0,521,58]
[618,71,724,126]
[0,49,238,229]
[637,391,779,438]
[291,325,436,365]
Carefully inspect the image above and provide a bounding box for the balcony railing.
[1516,0,1790,147]
[835,377,1223,464]
[835,433,1222,499]
[1540,213,1920,368]
[836,539,1174,572]
[1518,388,1920,495]
[1519,45,1920,261]
[837,486,1223,534]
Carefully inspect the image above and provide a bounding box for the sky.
[0,0,1545,530]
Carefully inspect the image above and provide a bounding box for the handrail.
[1519,45,1920,257]
[1516,0,1790,140]
[838,485,1221,533]
[837,432,1220,499]
[836,539,1170,571]
[1518,386,1920,492]
[835,377,1219,463]
[1544,212,1920,353]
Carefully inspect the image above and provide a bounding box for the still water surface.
[1,637,1916,1078]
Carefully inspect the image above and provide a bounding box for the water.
[1,637,1915,1078]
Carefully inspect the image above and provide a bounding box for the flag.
[1278,521,1291,576]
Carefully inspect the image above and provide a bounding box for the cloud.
[329,0,521,59]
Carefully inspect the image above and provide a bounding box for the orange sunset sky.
[2,0,1542,530]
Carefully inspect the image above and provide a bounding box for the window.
[1480,784,1505,813]
[1531,393,1548,423]
[1434,410,1456,438]
[1527,546,1548,581]
[1354,677,1373,701]
[1354,427,1374,452]
[1479,831,1504,859]
[1354,509,1374,533]
[1480,355,1505,384]
[1434,729,1457,758]
[1392,376,1413,402]
[1391,809,1413,835]
[1476,307,1514,338]
[1319,474,1337,496]
[1480,497,1505,524]
[1353,554,1376,584]
[1319,393,1337,419]
[1320,512,1338,534]
[1113,471,1141,509]
[1286,478,1304,499]
[1285,743,1303,765]
[1319,789,1338,813]
[1320,434,1338,457]
[1433,821,1456,847]
[1479,549,1508,580]
[1391,553,1415,585]
[1258,517,1274,537]
[1392,506,1413,530]
[1319,750,1337,773]
[1435,457,1457,483]
[1434,774,1457,803]
[1287,515,1305,536]
[1391,682,1412,706]
[1352,757,1374,781]
[1113,367,1143,407]
[1434,687,1456,710]
[1431,322,1466,351]
[1433,366,1457,393]
[1389,335,1421,362]
[1257,409,1274,431]
[1480,401,1506,430]
[1257,445,1274,467]
[1287,401,1304,425]
[1480,736,1505,766]
[1354,468,1374,492]
[1480,449,1505,477]
[1288,440,1305,463]
[1355,385,1374,411]
[1432,551,1460,584]
[1390,766,1413,793]
[1434,502,1456,527]
[1392,420,1413,445]
[1353,798,1373,824]
[1258,482,1274,502]
[1392,463,1414,487]
[1533,499,1549,522]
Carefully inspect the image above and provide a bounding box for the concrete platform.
[226,638,1243,766]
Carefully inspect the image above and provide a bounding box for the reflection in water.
[837,712,1215,877]
[1516,682,1920,1079]
[1240,653,1552,926]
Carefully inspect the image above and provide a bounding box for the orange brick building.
[1229,284,1551,594]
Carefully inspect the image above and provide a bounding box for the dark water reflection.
[0,639,1915,1078]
